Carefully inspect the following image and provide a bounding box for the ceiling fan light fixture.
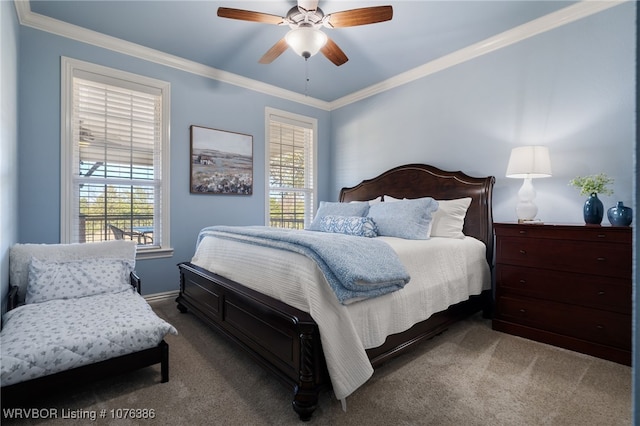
[285,26,327,59]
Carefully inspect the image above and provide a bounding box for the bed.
[176,163,495,420]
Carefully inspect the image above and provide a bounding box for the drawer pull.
[519,309,526,314]
[519,250,527,255]
[519,279,527,285]
[597,291,605,296]
[597,234,606,238]
[519,230,527,234]
[596,257,606,262]
[596,324,604,330]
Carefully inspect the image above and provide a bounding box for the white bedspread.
[191,234,490,400]
[1,290,178,387]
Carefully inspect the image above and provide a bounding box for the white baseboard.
[144,290,179,304]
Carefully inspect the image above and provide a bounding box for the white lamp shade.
[506,146,552,178]
[285,27,328,59]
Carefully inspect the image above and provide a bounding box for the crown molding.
[14,0,331,111]
[329,0,629,110]
[15,0,627,112]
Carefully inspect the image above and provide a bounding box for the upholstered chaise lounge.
[0,240,177,403]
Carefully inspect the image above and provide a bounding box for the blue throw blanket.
[197,226,411,304]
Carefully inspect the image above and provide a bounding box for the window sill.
[135,246,174,260]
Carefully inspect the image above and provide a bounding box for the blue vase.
[607,201,633,226]
[583,193,604,225]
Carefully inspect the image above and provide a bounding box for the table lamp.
[506,145,552,223]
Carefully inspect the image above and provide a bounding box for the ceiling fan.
[217,1,393,66]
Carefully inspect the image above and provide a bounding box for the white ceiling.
[23,1,612,104]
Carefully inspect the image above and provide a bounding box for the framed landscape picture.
[190,125,253,195]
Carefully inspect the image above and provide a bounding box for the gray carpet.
[2,297,632,425]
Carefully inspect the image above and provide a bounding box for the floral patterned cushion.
[26,258,133,304]
[318,215,378,238]
[10,240,137,305]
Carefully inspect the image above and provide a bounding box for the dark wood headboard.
[339,164,495,265]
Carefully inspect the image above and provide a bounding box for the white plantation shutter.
[266,108,317,229]
[61,58,171,257]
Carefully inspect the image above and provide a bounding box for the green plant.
[569,173,614,196]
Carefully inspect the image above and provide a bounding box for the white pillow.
[383,195,402,202]
[26,257,134,304]
[431,198,472,239]
[368,196,382,205]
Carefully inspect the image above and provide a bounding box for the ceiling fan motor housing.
[286,6,326,28]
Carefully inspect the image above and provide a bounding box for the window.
[265,108,317,229]
[61,57,172,258]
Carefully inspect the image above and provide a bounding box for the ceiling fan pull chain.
[305,58,310,96]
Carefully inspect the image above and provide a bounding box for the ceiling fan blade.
[297,0,319,12]
[325,5,393,28]
[259,38,289,64]
[217,7,284,25]
[321,38,348,66]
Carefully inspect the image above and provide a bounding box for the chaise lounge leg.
[160,340,169,383]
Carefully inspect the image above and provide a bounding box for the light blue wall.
[17,27,331,296]
[1,1,20,315]
[330,3,634,227]
[329,3,636,421]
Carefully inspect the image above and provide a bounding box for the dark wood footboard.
[176,262,330,421]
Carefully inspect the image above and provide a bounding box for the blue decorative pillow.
[308,201,370,231]
[318,215,378,238]
[368,197,439,239]
[26,258,134,304]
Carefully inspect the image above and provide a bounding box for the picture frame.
[190,125,253,195]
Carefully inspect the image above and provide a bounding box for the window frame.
[60,57,172,259]
[264,107,318,229]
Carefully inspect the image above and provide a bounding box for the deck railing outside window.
[79,214,154,245]
[269,217,305,229]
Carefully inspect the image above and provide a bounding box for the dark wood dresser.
[492,222,632,365]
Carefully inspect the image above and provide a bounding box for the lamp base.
[515,177,539,222]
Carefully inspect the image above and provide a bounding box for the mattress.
[191,233,490,400]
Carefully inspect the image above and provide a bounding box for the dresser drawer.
[496,265,631,314]
[494,224,631,244]
[496,295,631,350]
[496,237,630,278]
